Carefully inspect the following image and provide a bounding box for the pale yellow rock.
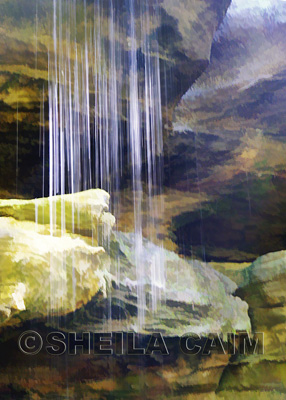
[0,189,115,238]
[0,190,115,324]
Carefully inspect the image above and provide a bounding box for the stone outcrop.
[0,189,115,236]
[0,191,251,335]
[95,232,250,336]
[218,251,286,395]
[0,189,115,324]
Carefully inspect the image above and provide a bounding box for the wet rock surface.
[62,232,251,336]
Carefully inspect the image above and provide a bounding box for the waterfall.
[47,0,165,328]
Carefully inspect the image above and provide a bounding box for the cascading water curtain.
[48,0,165,328]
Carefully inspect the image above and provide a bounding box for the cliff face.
[174,1,286,137]
[170,0,286,262]
[0,0,230,197]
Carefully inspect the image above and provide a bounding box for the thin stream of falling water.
[128,0,145,327]
[42,87,45,200]
[35,0,38,72]
[47,0,165,328]
[16,99,19,196]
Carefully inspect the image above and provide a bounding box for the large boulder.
[0,189,115,325]
[64,231,251,337]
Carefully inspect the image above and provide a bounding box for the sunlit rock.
[0,189,115,237]
[0,216,112,324]
[0,189,115,325]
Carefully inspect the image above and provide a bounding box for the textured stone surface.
[0,189,114,324]
[64,232,251,336]
[238,251,286,357]
[174,0,286,136]
[0,189,115,236]
[165,0,286,262]
[218,251,286,394]
[0,330,231,399]
[0,189,251,337]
